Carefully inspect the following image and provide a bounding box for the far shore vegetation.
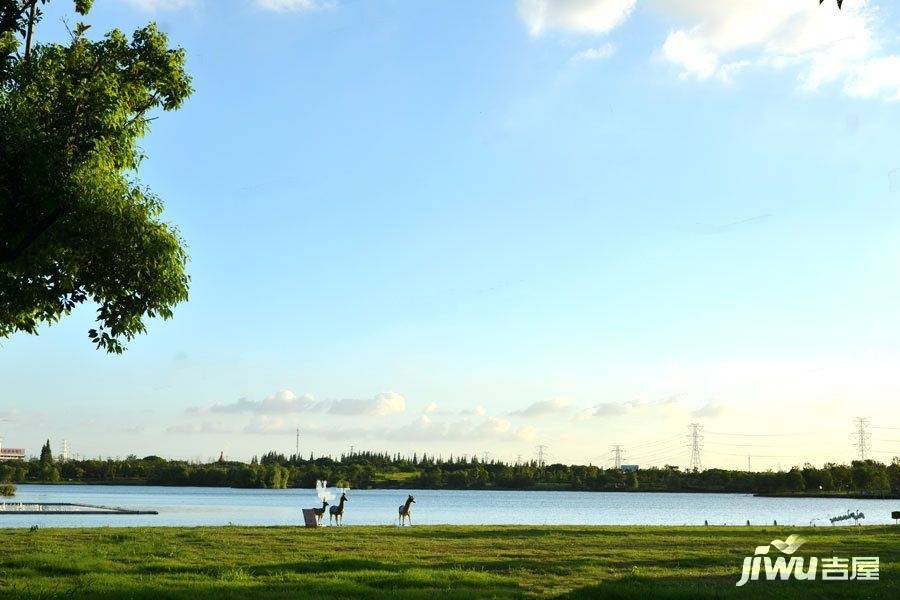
[3,440,898,497]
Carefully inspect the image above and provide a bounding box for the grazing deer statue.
[329,492,348,525]
[312,500,328,525]
[398,494,415,526]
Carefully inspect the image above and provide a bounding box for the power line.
[706,450,812,459]
[705,441,805,449]
[705,430,832,437]
[626,451,684,466]
[626,443,686,461]
[627,434,685,450]
[627,449,685,462]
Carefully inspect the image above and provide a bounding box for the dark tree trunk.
[23,0,37,63]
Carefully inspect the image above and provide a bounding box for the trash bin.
[302,508,318,528]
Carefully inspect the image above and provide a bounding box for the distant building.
[0,447,26,461]
[620,464,639,472]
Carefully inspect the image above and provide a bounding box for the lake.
[1,485,897,528]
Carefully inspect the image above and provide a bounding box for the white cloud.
[842,54,900,100]
[655,0,900,99]
[479,417,512,436]
[510,397,573,417]
[423,402,439,414]
[167,421,230,434]
[459,405,487,417]
[243,415,293,434]
[575,395,682,421]
[328,392,406,417]
[0,408,20,422]
[575,402,626,420]
[193,390,317,415]
[521,0,900,101]
[518,0,636,36]
[516,425,538,441]
[691,399,727,418]
[655,1,872,81]
[571,42,618,62]
[660,29,718,79]
[190,390,405,417]
[282,412,537,445]
[371,414,535,443]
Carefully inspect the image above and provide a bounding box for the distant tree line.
[1,448,897,496]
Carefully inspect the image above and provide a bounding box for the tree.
[38,438,59,481]
[627,471,639,490]
[0,0,192,352]
[39,438,53,465]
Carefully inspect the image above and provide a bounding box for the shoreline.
[11,481,900,499]
[755,491,900,500]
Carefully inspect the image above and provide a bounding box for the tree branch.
[123,91,160,129]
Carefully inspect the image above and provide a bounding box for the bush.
[0,483,15,497]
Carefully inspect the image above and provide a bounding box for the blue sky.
[2,0,900,468]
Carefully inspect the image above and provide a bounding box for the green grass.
[0,525,896,598]
[373,471,420,484]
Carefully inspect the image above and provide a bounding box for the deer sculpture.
[329,492,349,526]
[398,494,415,526]
[312,500,328,525]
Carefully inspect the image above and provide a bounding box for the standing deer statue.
[329,492,349,525]
[398,494,415,526]
[312,500,328,525]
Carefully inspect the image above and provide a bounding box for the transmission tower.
[611,445,624,470]
[688,423,703,471]
[60,439,69,462]
[536,444,547,469]
[295,427,300,457]
[853,417,871,460]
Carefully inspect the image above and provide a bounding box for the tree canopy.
[0,0,192,352]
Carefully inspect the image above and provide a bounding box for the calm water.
[1,485,897,528]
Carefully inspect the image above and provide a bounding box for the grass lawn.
[0,525,896,598]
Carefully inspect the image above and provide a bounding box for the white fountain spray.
[315,480,334,502]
